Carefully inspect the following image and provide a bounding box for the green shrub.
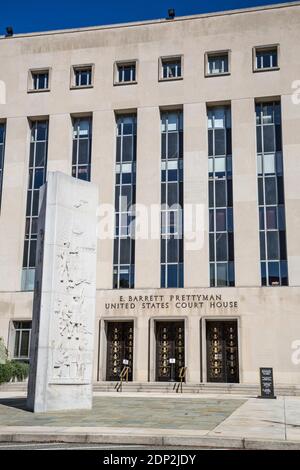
[0,361,29,384]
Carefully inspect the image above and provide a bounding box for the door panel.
[206,321,239,383]
[155,321,184,382]
[106,322,134,381]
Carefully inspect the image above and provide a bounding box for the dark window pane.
[26,191,32,216]
[277,176,284,204]
[267,231,279,260]
[36,122,47,141]
[167,265,178,288]
[214,129,226,155]
[266,206,277,229]
[78,140,89,164]
[258,178,264,205]
[209,209,214,232]
[216,263,227,286]
[259,207,265,229]
[20,331,30,357]
[72,140,78,165]
[209,181,214,208]
[216,209,226,231]
[23,241,28,267]
[261,262,267,286]
[275,125,282,151]
[119,269,130,288]
[268,261,280,286]
[167,133,178,159]
[215,180,226,207]
[216,233,227,261]
[161,134,166,159]
[209,234,215,261]
[161,265,166,288]
[167,183,178,206]
[226,128,232,154]
[123,136,133,161]
[210,263,215,287]
[265,177,277,205]
[208,130,213,156]
[160,239,166,263]
[263,126,275,153]
[280,260,288,285]
[35,142,46,167]
[14,331,20,357]
[167,238,178,263]
[256,127,262,153]
[228,232,234,261]
[120,238,131,264]
[34,169,44,189]
[260,232,266,260]
[279,231,287,260]
[29,240,37,267]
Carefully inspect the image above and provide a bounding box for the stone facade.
[0,3,300,387]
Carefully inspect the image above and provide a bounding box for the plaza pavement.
[0,391,300,449]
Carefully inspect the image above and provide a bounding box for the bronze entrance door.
[206,321,239,383]
[155,321,185,382]
[106,322,134,381]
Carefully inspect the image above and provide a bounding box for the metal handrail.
[173,366,187,393]
[114,366,129,392]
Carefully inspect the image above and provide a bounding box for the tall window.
[113,115,136,289]
[256,101,288,286]
[208,106,234,287]
[0,123,6,211]
[22,121,48,291]
[161,111,184,288]
[72,117,92,181]
[12,321,32,360]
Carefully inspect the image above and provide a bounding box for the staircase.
[2,380,300,396]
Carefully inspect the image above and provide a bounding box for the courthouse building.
[0,2,300,387]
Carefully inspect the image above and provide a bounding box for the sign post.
[258,367,276,399]
[169,358,176,382]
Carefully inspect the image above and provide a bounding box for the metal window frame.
[0,121,6,212]
[28,68,51,93]
[256,101,288,286]
[23,120,48,272]
[160,110,184,288]
[205,50,231,78]
[12,321,32,359]
[253,45,280,73]
[113,114,137,289]
[208,106,234,287]
[72,116,92,181]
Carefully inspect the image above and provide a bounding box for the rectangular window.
[28,69,50,91]
[113,115,136,289]
[160,56,183,80]
[115,61,137,84]
[254,46,279,71]
[71,65,93,88]
[206,52,229,76]
[161,111,184,288]
[208,106,234,287]
[0,122,6,211]
[12,321,32,360]
[22,120,48,291]
[72,117,92,181]
[256,101,288,286]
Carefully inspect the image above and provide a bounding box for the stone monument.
[27,172,98,412]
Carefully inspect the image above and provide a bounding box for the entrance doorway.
[206,320,239,383]
[155,321,185,382]
[106,321,134,381]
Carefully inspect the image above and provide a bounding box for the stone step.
[2,381,300,396]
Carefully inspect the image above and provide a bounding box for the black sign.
[258,367,276,399]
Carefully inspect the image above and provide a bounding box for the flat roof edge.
[0,2,300,40]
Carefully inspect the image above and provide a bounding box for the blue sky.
[0,0,296,34]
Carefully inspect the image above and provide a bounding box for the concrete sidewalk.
[0,392,299,449]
